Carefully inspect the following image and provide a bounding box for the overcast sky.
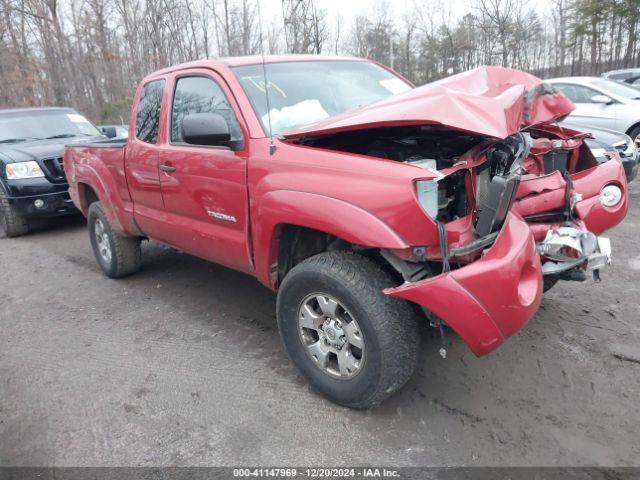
[261,0,554,27]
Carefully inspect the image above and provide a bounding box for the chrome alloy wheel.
[94,218,112,264]
[297,293,365,379]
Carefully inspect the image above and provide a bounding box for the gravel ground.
[1,181,639,467]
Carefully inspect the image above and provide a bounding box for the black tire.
[543,276,559,293]
[88,202,141,278]
[629,125,640,146]
[277,250,420,409]
[0,191,28,238]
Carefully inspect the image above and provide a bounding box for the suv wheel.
[0,191,28,238]
[629,125,640,147]
[277,251,420,408]
[88,202,141,278]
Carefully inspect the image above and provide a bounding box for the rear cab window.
[136,79,165,144]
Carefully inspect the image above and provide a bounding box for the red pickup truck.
[65,56,628,408]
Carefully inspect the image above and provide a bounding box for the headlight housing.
[600,184,623,207]
[5,161,45,180]
[415,179,438,218]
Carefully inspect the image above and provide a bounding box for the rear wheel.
[88,202,141,278]
[277,251,420,408]
[0,191,28,238]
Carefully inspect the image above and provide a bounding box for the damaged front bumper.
[537,226,612,277]
[385,212,542,357]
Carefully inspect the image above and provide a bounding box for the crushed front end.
[512,124,629,286]
[379,131,543,356]
[295,126,545,357]
[282,66,630,357]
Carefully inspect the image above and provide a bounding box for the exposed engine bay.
[297,123,613,284]
[298,125,531,235]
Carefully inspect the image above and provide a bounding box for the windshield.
[591,79,640,99]
[0,110,101,143]
[233,60,412,135]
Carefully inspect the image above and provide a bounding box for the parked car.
[65,58,628,407]
[99,124,128,139]
[602,68,640,87]
[546,76,640,143]
[560,121,638,182]
[0,107,104,237]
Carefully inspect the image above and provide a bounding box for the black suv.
[0,107,104,237]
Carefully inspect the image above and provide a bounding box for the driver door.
[157,70,252,274]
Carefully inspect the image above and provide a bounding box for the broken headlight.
[416,179,438,218]
[600,184,623,207]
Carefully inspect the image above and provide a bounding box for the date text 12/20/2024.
[232,468,400,478]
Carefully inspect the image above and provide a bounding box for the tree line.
[1,0,639,124]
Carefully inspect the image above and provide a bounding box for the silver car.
[546,76,640,144]
[602,68,640,87]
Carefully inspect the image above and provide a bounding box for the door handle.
[159,164,176,173]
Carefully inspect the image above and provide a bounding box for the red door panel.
[156,70,252,273]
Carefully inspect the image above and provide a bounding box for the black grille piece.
[41,156,66,182]
[475,174,520,237]
[543,149,569,174]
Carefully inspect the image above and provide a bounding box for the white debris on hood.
[262,99,329,134]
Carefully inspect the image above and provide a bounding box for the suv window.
[171,76,243,146]
[554,83,600,103]
[136,80,165,144]
[608,72,632,81]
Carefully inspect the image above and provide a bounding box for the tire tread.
[279,250,419,408]
[0,191,28,238]
[88,202,141,278]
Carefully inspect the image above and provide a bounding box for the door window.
[554,84,600,103]
[171,76,243,146]
[136,80,165,144]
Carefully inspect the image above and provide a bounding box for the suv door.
[126,78,167,237]
[157,70,252,273]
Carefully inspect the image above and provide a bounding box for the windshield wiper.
[44,133,81,139]
[0,138,33,144]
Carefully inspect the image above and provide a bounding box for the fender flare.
[74,157,140,236]
[253,190,410,288]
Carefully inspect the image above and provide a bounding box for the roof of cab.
[144,54,368,80]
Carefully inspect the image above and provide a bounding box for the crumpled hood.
[282,66,574,141]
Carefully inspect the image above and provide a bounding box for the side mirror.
[181,113,231,146]
[591,94,613,105]
[101,126,117,138]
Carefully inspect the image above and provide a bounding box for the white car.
[546,76,640,144]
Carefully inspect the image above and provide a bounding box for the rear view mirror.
[591,94,613,105]
[101,126,117,138]
[181,113,231,146]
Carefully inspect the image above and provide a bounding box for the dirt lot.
[1,180,639,467]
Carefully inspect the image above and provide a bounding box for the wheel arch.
[253,190,409,289]
[625,120,640,138]
[76,182,100,214]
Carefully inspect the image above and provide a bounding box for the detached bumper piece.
[385,213,543,357]
[538,226,611,279]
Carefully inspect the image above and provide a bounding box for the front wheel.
[629,125,640,147]
[276,251,420,408]
[0,191,28,238]
[88,202,141,278]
